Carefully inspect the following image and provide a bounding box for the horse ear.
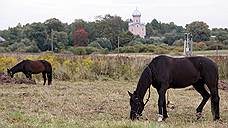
[128,91,133,97]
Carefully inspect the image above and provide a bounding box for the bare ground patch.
[0,72,36,85]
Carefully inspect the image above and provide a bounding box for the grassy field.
[0,80,227,128]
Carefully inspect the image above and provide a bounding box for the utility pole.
[184,33,193,56]
[211,36,217,55]
[51,29,54,52]
[118,36,120,54]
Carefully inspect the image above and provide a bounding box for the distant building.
[128,9,146,38]
[0,36,6,43]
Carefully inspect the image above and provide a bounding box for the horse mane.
[10,60,30,72]
[135,66,153,99]
[19,59,30,64]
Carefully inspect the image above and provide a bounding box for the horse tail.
[212,64,220,120]
[204,60,220,120]
[40,60,52,85]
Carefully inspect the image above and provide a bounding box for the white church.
[128,9,146,38]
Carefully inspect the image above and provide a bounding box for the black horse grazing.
[128,55,220,121]
[7,60,52,85]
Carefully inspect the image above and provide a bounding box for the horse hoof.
[158,117,163,122]
[196,112,202,120]
[213,117,220,121]
[157,114,163,122]
[163,115,168,121]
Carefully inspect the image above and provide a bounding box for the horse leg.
[28,72,32,79]
[162,95,168,120]
[157,84,168,122]
[42,72,47,85]
[193,80,211,120]
[207,84,220,120]
[25,73,30,78]
[24,72,32,79]
[47,72,52,85]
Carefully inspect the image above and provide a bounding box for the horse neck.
[11,63,23,74]
[135,67,152,100]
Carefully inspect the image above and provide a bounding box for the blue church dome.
[132,9,141,17]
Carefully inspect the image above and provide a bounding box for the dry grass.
[0,80,227,128]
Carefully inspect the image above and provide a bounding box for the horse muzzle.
[130,111,142,120]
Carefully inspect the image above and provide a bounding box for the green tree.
[146,19,185,41]
[118,31,135,46]
[44,18,65,34]
[29,23,49,51]
[89,38,112,50]
[186,21,210,42]
[211,28,228,43]
[51,31,68,52]
[163,33,176,45]
[94,14,128,49]
[146,19,161,37]
[1,23,24,43]
[163,33,184,45]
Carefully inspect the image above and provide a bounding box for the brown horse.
[128,55,220,121]
[7,60,52,85]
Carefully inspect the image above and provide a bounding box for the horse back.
[187,56,218,72]
[187,56,218,84]
[39,60,52,72]
[24,60,52,74]
[150,55,218,88]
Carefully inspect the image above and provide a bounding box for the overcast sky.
[0,0,227,30]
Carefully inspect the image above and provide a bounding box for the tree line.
[0,14,228,53]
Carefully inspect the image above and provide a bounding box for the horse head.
[128,91,145,120]
[7,68,14,78]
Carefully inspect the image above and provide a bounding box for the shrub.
[1,53,227,82]
[0,47,8,53]
[94,38,112,50]
[154,47,169,54]
[0,57,17,72]
[173,39,184,46]
[128,40,142,46]
[223,39,228,45]
[219,62,228,80]
[206,44,226,50]
[208,56,228,80]
[116,44,158,53]
[193,42,207,51]
[25,45,40,53]
[8,43,26,52]
[88,42,102,49]
[68,47,103,55]
[115,44,182,55]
